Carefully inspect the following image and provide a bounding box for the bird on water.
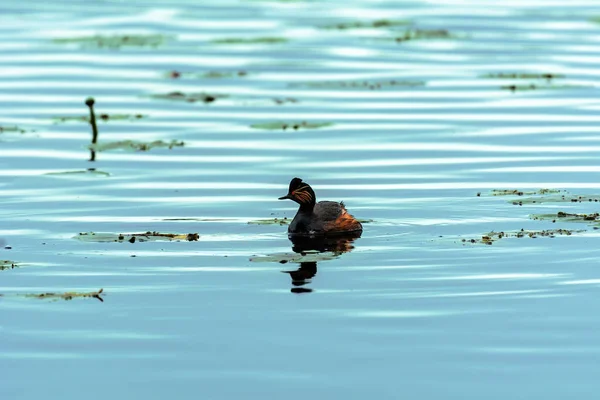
[278,177,363,236]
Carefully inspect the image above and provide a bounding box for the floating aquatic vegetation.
[249,217,372,226]
[74,231,199,243]
[250,251,339,263]
[459,228,583,245]
[479,73,580,92]
[88,140,184,152]
[291,80,425,90]
[510,192,600,206]
[321,19,411,30]
[395,29,454,42]
[531,212,600,225]
[166,70,248,79]
[53,114,145,123]
[484,189,562,197]
[211,37,287,44]
[250,121,334,131]
[0,126,28,134]
[482,72,564,80]
[149,91,227,103]
[501,83,584,92]
[474,189,600,206]
[160,218,229,222]
[44,168,110,177]
[52,34,170,49]
[272,97,299,105]
[0,260,18,271]
[248,217,290,225]
[22,288,104,302]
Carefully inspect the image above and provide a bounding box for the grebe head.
[278,177,316,207]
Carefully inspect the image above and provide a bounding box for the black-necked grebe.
[278,177,363,236]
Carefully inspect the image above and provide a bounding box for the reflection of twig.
[85,97,98,161]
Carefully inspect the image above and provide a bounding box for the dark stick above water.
[85,97,98,161]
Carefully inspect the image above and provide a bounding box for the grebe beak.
[278,194,292,200]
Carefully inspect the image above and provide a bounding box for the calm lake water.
[2,1,600,399]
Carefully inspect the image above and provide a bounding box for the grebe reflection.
[282,232,361,293]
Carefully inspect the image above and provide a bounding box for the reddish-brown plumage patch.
[323,205,362,233]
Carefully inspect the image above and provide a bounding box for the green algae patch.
[149,91,227,104]
[74,231,199,243]
[53,114,145,123]
[458,228,584,245]
[511,192,600,206]
[0,260,18,271]
[480,72,583,92]
[487,189,562,197]
[272,97,299,105]
[249,217,372,226]
[166,70,248,79]
[52,34,171,49]
[321,19,411,30]
[22,288,105,302]
[248,217,290,226]
[531,212,600,225]
[250,121,334,131]
[394,29,454,42]
[211,37,287,44]
[45,168,110,177]
[500,83,585,92]
[292,79,425,90]
[88,140,184,152]
[0,126,28,134]
[250,251,339,263]
[161,218,231,222]
[482,72,564,80]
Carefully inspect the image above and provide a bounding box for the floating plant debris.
[166,70,248,79]
[211,37,287,44]
[0,126,27,134]
[53,114,145,123]
[249,217,371,225]
[52,34,170,49]
[0,260,18,271]
[482,72,564,80]
[250,121,334,131]
[273,97,299,105]
[459,228,584,245]
[489,189,562,196]
[74,231,199,243]
[149,91,227,103]
[45,168,110,177]
[160,218,230,222]
[250,251,339,263]
[88,140,184,152]
[248,217,290,226]
[321,19,411,30]
[395,29,453,42]
[500,84,584,92]
[23,288,104,302]
[292,80,425,90]
[531,212,600,225]
[510,192,600,206]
